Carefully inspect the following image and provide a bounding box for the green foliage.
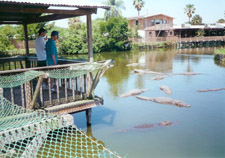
[59,23,88,54]
[103,0,125,20]
[184,4,196,24]
[215,48,225,55]
[100,17,131,51]
[191,14,202,25]
[196,29,205,37]
[131,25,139,38]
[59,17,131,54]
[0,25,15,53]
[217,19,225,23]
[133,0,145,16]
[16,22,55,40]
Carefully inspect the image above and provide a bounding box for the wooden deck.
[0,56,113,125]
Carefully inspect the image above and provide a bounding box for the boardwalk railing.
[145,24,173,30]
[132,36,225,43]
[0,56,113,114]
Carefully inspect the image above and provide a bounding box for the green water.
[71,47,225,158]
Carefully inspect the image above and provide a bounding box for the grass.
[215,48,225,55]
[0,48,36,57]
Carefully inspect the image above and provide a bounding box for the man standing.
[46,31,58,66]
[35,28,47,67]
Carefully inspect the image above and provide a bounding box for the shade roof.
[0,0,109,8]
[0,0,109,24]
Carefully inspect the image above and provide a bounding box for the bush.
[59,17,131,54]
[100,17,131,51]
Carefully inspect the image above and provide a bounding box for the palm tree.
[191,14,202,25]
[184,4,196,24]
[104,0,125,20]
[133,0,145,16]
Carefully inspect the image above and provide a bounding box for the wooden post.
[30,75,44,109]
[23,23,31,68]
[86,108,92,126]
[25,81,31,109]
[87,14,93,62]
[23,23,29,56]
[0,88,3,96]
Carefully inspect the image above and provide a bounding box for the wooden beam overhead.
[26,14,80,24]
[0,6,97,15]
[0,21,22,24]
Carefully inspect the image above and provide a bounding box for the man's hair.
[51,31,59,37]
[38,28,46,35]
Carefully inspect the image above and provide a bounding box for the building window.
[151,19,155,26]
[164,20,167,24]
[170,31,172,35]
[149,31,152,35]
[155,19,163,25]
[135,20,138,25]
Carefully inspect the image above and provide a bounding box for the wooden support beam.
[30,75,44,109]
[87,14,93,62]
[0,6,96,15]
[23,23,29,56]
[0,21,22,24]
[86,108,92,126]
[25,81,31,109]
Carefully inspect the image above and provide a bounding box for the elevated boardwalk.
[0,56,113,125]
[132,36,225,49]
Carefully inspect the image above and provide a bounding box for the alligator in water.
[173,72,200,75]
[113,121,177,133]
[120,89,149,98]
[151,75,168,80]
[136,96,191,108]
[197,88,225,92]
[134,69,162,75]
[160,86,172,95]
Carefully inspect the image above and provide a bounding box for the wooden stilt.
[86,108,92,126]
[56,79,59,103]
[25,81,31,109]
[48,77,52,106]
[65,78,68,102]
[21,84,25,107]
[0,88,3,96]
[40,83,43,106]
[30,75,44,109]
[10,88,14,104]
[72,78,75,101]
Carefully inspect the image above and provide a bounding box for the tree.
[191,14,202,25]
[133,0,145,16]
[184,4,196,24]
[104,0,125,20]
[217,19,225,23]
[0,25,16,53]
[68,17,82,29]
[16,22,55,40]
[100,17,131,51]
[196,29,205,37]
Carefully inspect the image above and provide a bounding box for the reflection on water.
[69,47,225,158]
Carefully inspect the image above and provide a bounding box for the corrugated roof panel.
[0,0,109,9]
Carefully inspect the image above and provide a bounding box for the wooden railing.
[0,56,113,113]
[176,36,225,43]
[145,24,173,30]
[131,36,225,43]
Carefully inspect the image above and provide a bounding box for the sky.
[55,0,225,28]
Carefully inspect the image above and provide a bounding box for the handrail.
[0,58,114,110]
